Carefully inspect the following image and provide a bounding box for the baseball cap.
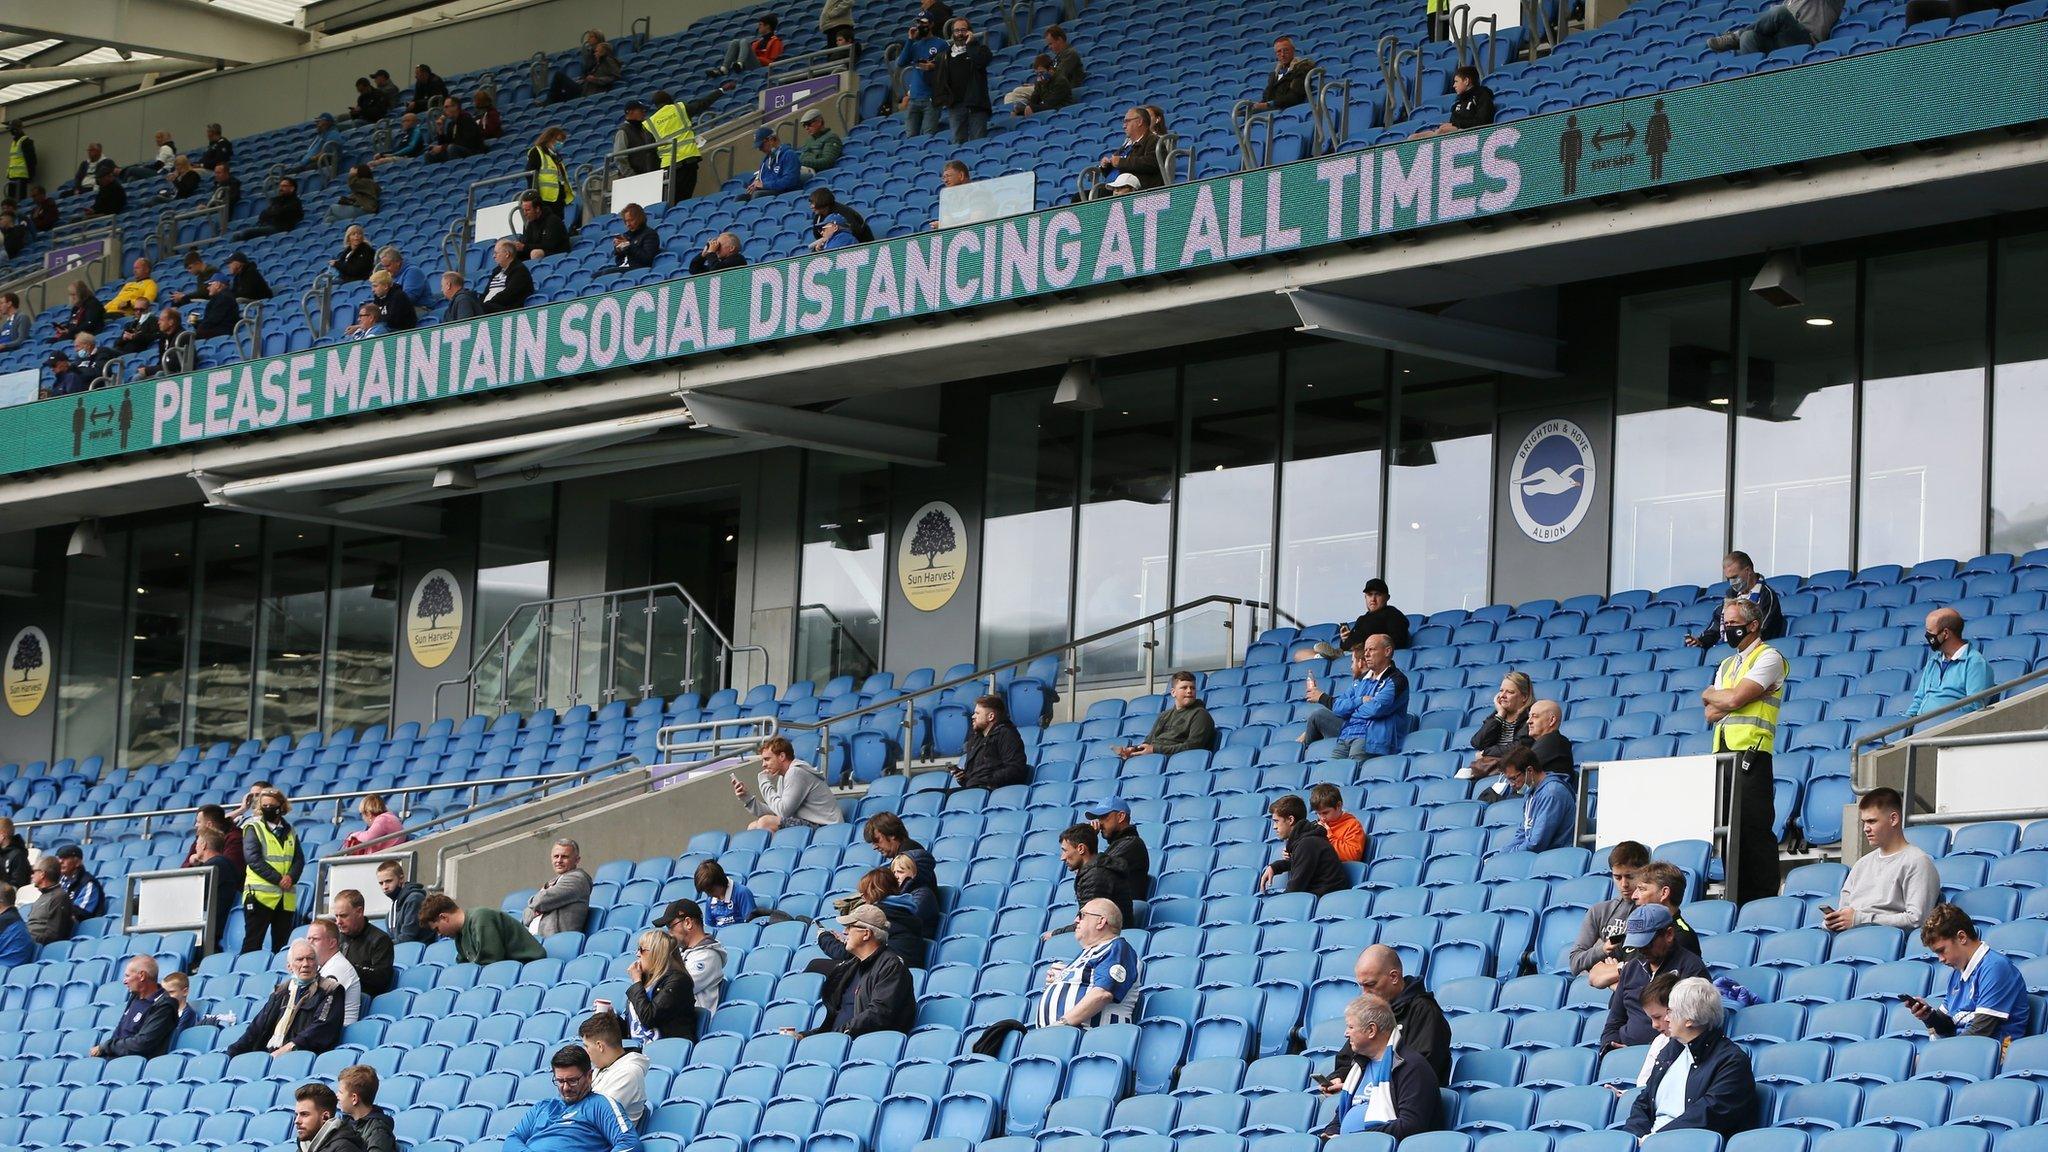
[54,844,83,860]
[912,14,932,25]
[207,276,228,288]
[652,898,704,929]
[48,350,69,366]
[801,108,825,125]
[838,903,889,940]
[754,127,778,146]
[1622,903,1675,949]
[1083,797,1130,818]
[624,100,648,112]
[1363,578,1391,596]
[315,112,336,125]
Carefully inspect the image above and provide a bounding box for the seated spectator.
[1044,824,1130,937]
[378,860,430,945]
[342,793,405,855]
[418,892,545,964]
[291,1084,362,1152]
[232,176,304,241]
[1310,782,1367,863]
[579,1012,647,1125]
[807,190,870,253]
[735,735,842,831]
[1114,669,1218,759]
[29,185,59,231]
[70,331,117,384]
[691,859,756,928]
[52,281,107,341]
[88,161,123,207]
[739,127,804,202]
[1623,976,1760,1139]
[441,271,483,319]
[342,301,388,340]
[1707,0,1842,53]
[370,69,402,107]
[1342,577,1411,651]
[367,270,417,331]
[1601,904,1709,1050]
[1906,0,2013,19]
[934,18,994,143]
[43,348,87,398]
[118,130,175,181]
[1493,745,1574,856]
[612,101,658,176]
[347,77,391,123]
[329,225,376,282]
[1565,840,1651,976]
[332,888,394,997]
[0,820,25,888]
[306,917,363,1026]
[1250,36,1314,112]
[226,940,345,1057]
[164,155,203,199]
[0,883,33,967]
[1594,861,1700,989]
[1686,550,1785,649]
[1908,902,2030,1042]
[135,306,190,379]
[887,853,940,937]
[72,143,109,189]
[1325,945,1452,1087]
[525,126,574,218]
[819,0,854,46]
[480,239,535,313]
[505,1045,641,1150]
[326,164,381,223]
[611,928,696,1042]
[108,298,160,358]
[378,245,434,311]
[1526,698,1573,777]
[1412,65,1495,137]
[296,114,347,173]
[951,692,1028,790]
[424,98,485,165]
[1006,54,1073,117]
[0,291,23,346]
[336,1066,397,1152]
[108,258,159,315]
[582,43,622,99]
[26,858,73,944]
[654,898,728,1014]
[1091,106,1163,197]
[525,839,593,936]
[828,23,859,61]
[930,159,973,228]
[781,904,915,1038]
[473,89,505,141]
[209,163,242,212]
[199,124,233,169]
[1321,994,1446,1140]
[370,114,429,165]
[0,212,24,260]
[797,109,843,176]
[55,844,105,919]
[223,250,274,301]
[1823,786,1940,932]
[1299,636,1409,759]
[1085,798,1152,898]
[862,811,937,890]
[162,971,201,1029]
[1909,607,1992,720]
[689,231,748,273]
[546,30,613,103]
[599,203,658,273]
[711,16,786,76]
[168,250,220,305]
[1036,898,1142,1028]
[1462,670,1533,780]
[1260,793,1348,896]
[407,65,449,115]
[815,866,927,967]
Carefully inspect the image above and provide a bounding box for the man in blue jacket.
[504,1045,644,1152]
[89,956,181,1058]
[1908,607,1992,723]
[1494,744,1575,856]
[0,883,34,967]
[1299,635,1410,760]
[739,127,802,202]
[55,845,105,919]
[899,17,947,135]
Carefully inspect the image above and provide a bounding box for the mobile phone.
[1819,905,1836,915]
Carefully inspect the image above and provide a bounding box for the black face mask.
[1924,631,1945,650]
[261,805,283,820]
[1721,623,1748,647]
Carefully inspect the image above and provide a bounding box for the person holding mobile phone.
[1822,787,1941,933]
[1909,903,2031,1042]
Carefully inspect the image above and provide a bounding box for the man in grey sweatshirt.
[1822,787,1942,932]
[737,735,845,831]
[1707,0,1842,54]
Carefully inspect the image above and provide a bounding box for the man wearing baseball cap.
[899,16,946,136]
[780,904,914,1038]
[796,109,842,177]
[738,126,802,203]
[652,898,728,1014]
[54,844,106,920]
[1339,579,1411,651]
[1085,797,1152,899]
[1600,902,1707,1050]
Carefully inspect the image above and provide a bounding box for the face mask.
[1727,577,1748,595]
[1721,624,1747,647]
[261,804,282,820]
[1924,631,1944,650]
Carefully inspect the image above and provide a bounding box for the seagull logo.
[1517,463,1587,497]
[1508,420,1597,543]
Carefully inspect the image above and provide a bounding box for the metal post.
[533,605,550,714]
[682,612,697,694]
[1227,602,1239,668]
[640,590,657,699]
[568,599,585,707]
[901,700,916,775]
[1719,752,1744,904]
[603,594,620,704]
[1144,620,1158,696]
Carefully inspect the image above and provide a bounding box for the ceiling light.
[1804,316,1834,327]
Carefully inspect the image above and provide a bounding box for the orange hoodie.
[1321,810,1366,863]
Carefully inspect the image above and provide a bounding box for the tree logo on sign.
[405,568,464,670]
[4,627,51,717]
[896,502,969,612]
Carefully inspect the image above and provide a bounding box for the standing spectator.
[377,860,431,945]
[1341,578,1412,650]
[1623,977,1760,1139]
[89,955,177,1057]
[525,125,576,219]
[1260,794,1348,896]
[1004,54,1073,117]
[424,98,485,164]
[1601,905,1709,1050]
[780,905,915,1038]
[1908,607,1992,721]
[919,0,953,31]
[1113,670,1218,759]
[226,940,345,1057]
[1090,107,1162,196]
[328,225,376,282]
[933,18,994,143]
[1412,65,1496,137]
[1463,670,1533,779]
[1035,898,1142,1027]
[797,109,843,176]
[689,232,747,273]
[1907,903,2031,1043]
[654,898,728,1014]
[55,844,105,920]
[1326,945,1452,1087]
[1686,552,1785,649]
[1564,840,1651,976]
[1250,36,1314,112]
[598,203,659,273]
[1492,745,1575,855]
[6,122,37,201]
[951,693,1029,790]
[692,859,756,928]
[711,16,786,76]
[0,816,30,886]
[419,893,545,964]
[581,1012,649,1124]
[1707,0,1843,53]
[739,127,804,202]
[332,889,395,998]
[305,917,363,1025]
[820,0,855,46]
[370,114,428,165]
[1700,598,1784,904]
[232,176,304,241]
[26,859,73,944]
[1824,787,1942,932]
[646,82,733,204]
[408,65,449,115]
[1310,782,1367,863]
[1044,824,1130,935]
[326,164,381,223]
[343,794,405,855]
[613,102,658,176]
[900,17,946,136]
[337,1066,398,1152]
[526,839,593,936]
[480,239,535,313]
[612,928,697,1042]
[441,271,483,319]
[735,735,843,830]
[502,1046,643,1152]
[1085,798,1153,898]
[1321,994,1445,1140]
[200,123,234,169]
[192,829,240,951]
[1299,636,1410,759]
[291,1084,366,1152]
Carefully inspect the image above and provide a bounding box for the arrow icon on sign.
[1592,123,1636,150]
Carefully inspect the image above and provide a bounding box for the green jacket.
[459,907,544,965]
[799,129,843,171]
[1146,701,1218,756]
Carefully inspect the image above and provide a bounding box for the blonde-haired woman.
[1468,669,1535,780]
[343,793,406,855]
[616,928,696,1040]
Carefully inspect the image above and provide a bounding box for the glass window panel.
[796,455,889,685]
[1385,365,1494,614]
[326,532,400,734]
[255,527,329,741]
[1992,232,2048,557]
[57,528,130,767]
[978,386,1079,667]
[1279,343,1385,627]
[191,516,261,747]
[477,489,555,711]
[1859,243,1987,567]
[125,522,194,767]
[1075,370,1177,681]
[1734,263,1855,576]
[1613,283,1732,591]
[1173,355,1278,667]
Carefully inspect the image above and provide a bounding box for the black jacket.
[624,967,698,1041]
[341,922,396,997]
[1344,605,1412,649]
[102,990,180,1058]
[1470,712,1530,759]
[1260,60,1314,108]
[387,881,430,945]
[444,288,484,321]
[811,203,874,244]
[809,947,915,1037]
[201,138,234,169]
[1624,1028,1759,1138]
[1322,1041,1445,1140]
[1603,945,1710,1049]
[1102,133,1163,189]
[616,121,659,175]
[439,112,484,153]
[91,182,127,215]
[820,899,928,968]
[59,295,107,337]
[1448,84,1497,129]
[932,40,993,111]
[0,837,28,887]
[1072,859,1132,928]
[480,261,534,313]
[1102,826,1152,899]
[374,289,417,331]
[1331,980,1453,1088]
[955,722,1028,790]
[689,250,747,274]
[227,978,345,1055]
[351,1108,397,1152]
[331,244,374,282]
[304,1115,368,1152]
[1271,821,1347,897]
[519,212,571,260]
[1693,584,1787,649]
[193,293,241,340]
[410,73,449,113]
[229,260,274,301]
[258,192,304,231]
[611,224,659,269]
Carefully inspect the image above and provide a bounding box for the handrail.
[299,272,335,340]
[1893,726,2048,829]
[461,170,535,250]
[1850,661,2048,783]
[797,602,881,673]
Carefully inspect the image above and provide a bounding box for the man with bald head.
[1036,897,1142,1029]
[1299,635,1410,760]
[91,955,179,1058]
[1909,607,1991,721]
[1321,945,1450,1088]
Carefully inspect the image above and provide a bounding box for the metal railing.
[300,272,336,340]
[1450,3,1505,76]
[2,219,120,316]
[1576,752,1756,901]
[1849,662,2048,783]
[797,602,881,681]
[1891,727,2048,828]
[460,170,539,258]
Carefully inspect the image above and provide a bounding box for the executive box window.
[1992,232,2048,557]
[979,387,1080,667]
[1174,355,1279,667]
[1278,344,1386,629]
[1073,370,1178,680]
[1386,364,1494,615]
[1734,262,1856,578]
[1613,283,1732,593]
[796,454,889,685]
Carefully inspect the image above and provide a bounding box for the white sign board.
[0,369,38,409]
[1935,739,2048,819]
[938,170,1036,229]
[322,853,411,918]
[130,870,211,932]
[1468,0,1524,29]
[609,170,669,217]
[1590,755,1722,850]
[471,199,524,243]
